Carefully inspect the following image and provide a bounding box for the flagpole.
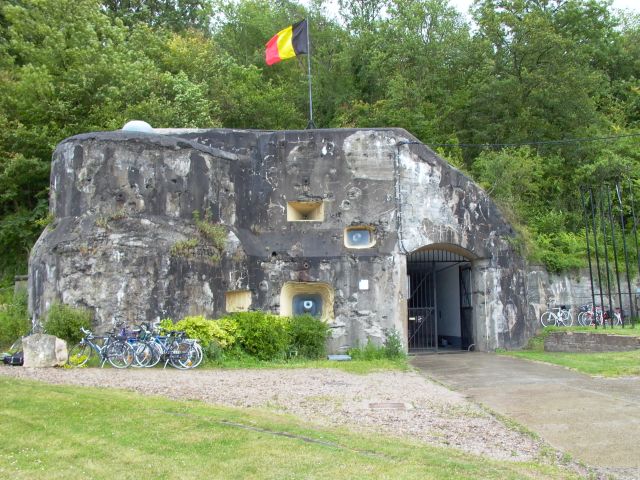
[306,18,315,129]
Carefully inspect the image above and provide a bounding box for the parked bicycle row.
[67,322,202,369]
[539,304,624,328]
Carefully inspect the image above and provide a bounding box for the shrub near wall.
[231,312,290,361]
[288,314,330,359]
[161,312,330,362]
[43,304,92,345]
[0,289,29,348]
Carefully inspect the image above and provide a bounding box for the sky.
[448,0,640,16]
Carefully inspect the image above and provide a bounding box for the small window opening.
[225,290,252,312]
[287,201,324,222]
[344,226,376,249]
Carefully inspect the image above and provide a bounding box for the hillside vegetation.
[0,0,638,283]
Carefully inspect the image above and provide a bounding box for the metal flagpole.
[305,18,315,129]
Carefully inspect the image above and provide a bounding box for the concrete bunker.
[28,128,535,353]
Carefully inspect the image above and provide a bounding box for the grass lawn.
[0,377,581,480]
[500,326,640,377]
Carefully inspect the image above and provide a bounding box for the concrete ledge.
[544,331,640,352]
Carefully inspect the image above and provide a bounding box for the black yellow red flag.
[265,19,308,66]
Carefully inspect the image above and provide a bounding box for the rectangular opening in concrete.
[280,282,333,321]
[225,290,252,312]
[287,201,324,222]
[344,226,375,248]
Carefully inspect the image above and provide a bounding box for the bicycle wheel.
[67,342,92,367]
[169,341,198,369]
[614,311,623,326]
[540,311,555,327]
[144,341,163,368]
[106,341,134,369]
[186,341,203,368]
[558,309,573,327]
[132,341,154,368]
[578,311,592,326]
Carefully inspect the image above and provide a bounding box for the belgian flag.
[265,19,308,66]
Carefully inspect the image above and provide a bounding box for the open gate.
[407,248,472,353]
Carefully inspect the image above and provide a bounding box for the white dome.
[122,120,153,133]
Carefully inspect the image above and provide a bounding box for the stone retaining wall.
[544,331,640,352]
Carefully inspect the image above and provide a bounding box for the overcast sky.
[448,0,639,16]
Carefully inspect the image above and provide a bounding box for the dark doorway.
[407,248,472,353]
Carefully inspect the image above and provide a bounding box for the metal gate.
[407,248,471,353]
[407,269,437,351]
[460,266,473,349]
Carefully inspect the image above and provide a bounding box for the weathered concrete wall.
[29,128,533,352]
[525,266,640,327]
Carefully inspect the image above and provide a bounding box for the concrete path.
[411,353,640,475]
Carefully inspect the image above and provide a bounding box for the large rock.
[22,334,68,367]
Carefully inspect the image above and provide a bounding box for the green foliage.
[231,311,290,361]
[0,288,29,348]
[348,339,386,360]
[287,314,330,359]
[193,209,226,251]
[382,328,405,359]
[1,0,639,277]
[348,330,406,361]
[169,238,199,257]
[43,303,92,345]
[170,315,237,349]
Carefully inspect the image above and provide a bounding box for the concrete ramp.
[411,353,640,476]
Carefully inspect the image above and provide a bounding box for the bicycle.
[540,305,574,327]
[577,305,623,327]
[577,304,604,326]
[67,326,135,368]
[150,328,203,370]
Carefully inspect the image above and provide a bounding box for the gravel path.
[1,365,544,462]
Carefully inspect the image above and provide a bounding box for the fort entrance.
[407,245,475,353]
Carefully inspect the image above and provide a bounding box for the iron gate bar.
[581,189,598,321]
[435,262,469,275]
[606,185,625,326]
[407,249,468,264]
[615,183,634,322]
[628,179,639,327]
[589,188,606,326]
[599,188,614,327]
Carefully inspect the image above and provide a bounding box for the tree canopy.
[0,0,638,282]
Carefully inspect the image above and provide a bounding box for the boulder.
[22,334,68,367]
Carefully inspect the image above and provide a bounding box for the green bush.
[0,289,30,348]
[203,340,224,362]
[161,316,238,349]
[348,330,406,361]
[43,303,92,345]
[232,311,290,361]
[348,339,386,360]
[288,314,330,359]
[382,328,406,359]
[171,315,216,347]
